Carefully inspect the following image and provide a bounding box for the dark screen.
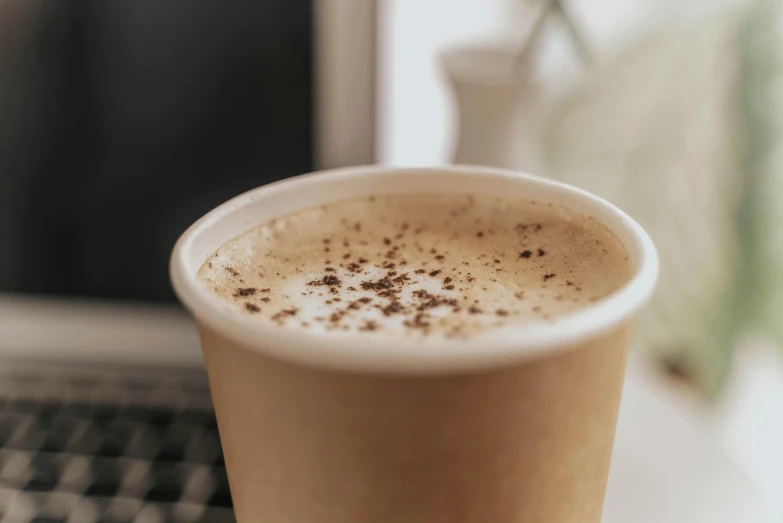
[0,0,313,302]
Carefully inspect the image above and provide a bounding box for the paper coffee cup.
[171,165,658,523]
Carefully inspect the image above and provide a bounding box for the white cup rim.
[171,165,658,374]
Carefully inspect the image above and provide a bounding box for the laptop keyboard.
[0,370,234,523]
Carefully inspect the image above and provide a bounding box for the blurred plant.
[739,0,783,354]
[544,1,751,398]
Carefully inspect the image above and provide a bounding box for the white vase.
[441,45,545,173]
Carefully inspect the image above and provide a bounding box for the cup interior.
[171,165,658,374]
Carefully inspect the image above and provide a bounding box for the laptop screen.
[0,0,314,302]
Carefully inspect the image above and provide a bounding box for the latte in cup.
[198,193,633,340]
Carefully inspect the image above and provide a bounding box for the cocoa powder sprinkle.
[204,194,630,338]
[361,278,393,291]
[308,275,342,287]
[360,320,379,331]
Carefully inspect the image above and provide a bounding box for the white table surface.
[606,361,775,523]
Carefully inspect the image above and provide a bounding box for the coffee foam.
[198,193,632,340]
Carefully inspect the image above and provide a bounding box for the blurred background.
[1,0,783,521]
